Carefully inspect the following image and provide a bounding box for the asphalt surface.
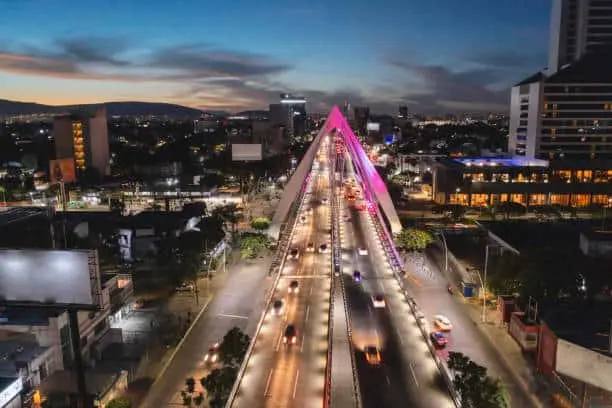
[138,257,272,407]
[229,144,332,408]
[407,248,535,407]
[341,156,455,408]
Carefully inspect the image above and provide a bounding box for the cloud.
[147,45,290,79]
[54,37,130,65]
[387,58,509,113]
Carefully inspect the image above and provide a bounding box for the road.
[229,141,332,408]
[138,257,272,407]
[406,248,536,407]
[340,154,455,408]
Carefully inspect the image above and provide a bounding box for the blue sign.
[384,135,395,145]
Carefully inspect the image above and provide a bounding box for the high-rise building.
[270,94,307,141]
[353,106,370,136]
[510,0,612,160]
[53,106,109,178]
[548,0,612,73]
[399,106,408,119]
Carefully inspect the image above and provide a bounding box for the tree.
[193,392,205,407]
[185,377,196,393]
[240,232,271,259]
[488,253,523,296]
[106,398,132,408]
[218,327,250,367]
[200,365,238,408]
[394,228,434,251]
[213,203,243,234]
[251,217,271,231]
[447,352,510,408]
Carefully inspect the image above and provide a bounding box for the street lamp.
[436,230,449,272]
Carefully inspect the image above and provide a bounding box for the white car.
[203,343,219,364]
[372,294,386,308]
[358,247,368,256]
[434,315,453,331]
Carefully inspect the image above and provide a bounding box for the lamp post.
[437,230,448,272]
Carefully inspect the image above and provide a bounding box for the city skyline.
[0,0,550,114]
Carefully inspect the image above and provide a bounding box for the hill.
[0,99,205,118]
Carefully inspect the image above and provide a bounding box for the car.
[318,243,329,253]
[300,215,306,223]
[283,324,297,345]
[364,345,382,365]
[306,208,313,215]
[306,242,315,252]
[358,247,368,256]
[372,294,386,308]
[288,280,300,294]
[288,248,299,260]
[203,343,219,364]
[175,282,194,292]
[434,315,453,331]
[430,332,448,348]
[272,299,284,316]
[353,270,361,282]
[321,198,329,204]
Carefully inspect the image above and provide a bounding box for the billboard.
[232,144,262,161]
[0,249,100,307]
[49,158,76,183]
[366,122,380,132]
[556,339,612,393]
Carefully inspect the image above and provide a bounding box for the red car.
[430,332,448,349]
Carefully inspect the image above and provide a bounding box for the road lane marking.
[275,331,283,351]
[305,306,310,322]
[300,334,305,352]
[292,370,300,399]
[309,285,313,296]
[409,363,419,387]
[217,313,249,320]
[385,374,391,387]
[396,328,404,345]
[264,369,274,396]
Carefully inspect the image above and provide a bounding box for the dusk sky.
[0,0,551,114]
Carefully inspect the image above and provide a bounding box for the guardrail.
[224,175,311,408]
[356,170,462,407]
[325,152,362,408]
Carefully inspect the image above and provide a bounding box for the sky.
[0,0,551,114]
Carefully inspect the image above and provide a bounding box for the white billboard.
[0,249,100,307]
[232,144,262,161]
[556,338,612,393]
[366,122,380,132]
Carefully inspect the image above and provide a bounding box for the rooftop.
[452,157,549,168]
[542,300,612,356]
[546,51,612,84]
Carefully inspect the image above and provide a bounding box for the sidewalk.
[461,299,554,408]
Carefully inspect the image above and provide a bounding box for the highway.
[229,141,332,408]
[407,248,536,407]
[340,153,455,408]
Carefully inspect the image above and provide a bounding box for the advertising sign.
[0,249,99,307]
[232,144,262,161]
[49,158,76,183]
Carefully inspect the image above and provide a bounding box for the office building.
[432,157,612,207]
[399,106,408,119]
[269,94,307,141]
[549,0,612,74]
[509,53,612,160]
[510,0,612,160]
[53,106,110,178]
[353,106,370,136]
